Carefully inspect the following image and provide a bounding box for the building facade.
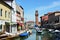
[26,21,34,29]
[40,11,60,29]
[40,12,52,28]
[4,0,24,33]
[48,11,60,29]
[4,0,17,33]
[16,4,24,31]
[0,0,12,32]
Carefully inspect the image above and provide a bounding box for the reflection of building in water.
[36,35,39,40]
[42,37,49,40]
[36,33,42,40]
[42,32,51,40]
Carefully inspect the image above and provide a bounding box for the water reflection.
[36,33,42,40]
[13,29,60,40]
[20,29,36,40]
[20,36,29,40]
[19,29,42,40]
[36,30,54,40]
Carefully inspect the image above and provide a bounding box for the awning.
[19,23,23,26]
[17,22,23,26]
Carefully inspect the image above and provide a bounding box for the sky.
[16,0,60,22]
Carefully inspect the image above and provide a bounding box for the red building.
[40,12,52,27]
[42,15,48,21]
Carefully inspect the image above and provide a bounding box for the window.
[5,11,7,17]
[0,24,2,32]
[5,22,10,33]
[8,12,10,18]
[0,9,2,16]
[55,16,59,23]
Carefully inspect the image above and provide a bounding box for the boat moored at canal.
[36,27,42,33]
[19,31,30,37]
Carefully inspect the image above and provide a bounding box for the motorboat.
[36,27,42,33]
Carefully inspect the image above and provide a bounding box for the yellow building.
[0,0,13,32]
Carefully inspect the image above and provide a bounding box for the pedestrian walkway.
[0,30,26,40]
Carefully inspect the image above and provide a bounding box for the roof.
[48,12,53,15]
[40,13,48,18]
[54,11,60,13]
[48,12,54,16]
[0,0,13,9]
[40,14,48,18]
[48,11,60,16]
[20,5,24,10]
[26,21,34,23]
[40,11,60,18]
[3,0,13,1]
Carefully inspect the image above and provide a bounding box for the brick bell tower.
[35,10,39,26]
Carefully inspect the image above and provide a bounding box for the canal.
[14,29,43,40]
[13,29,60,40]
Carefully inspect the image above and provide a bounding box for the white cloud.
[34,1,60,21]
[36,1,60,11]
[25,1,60,21]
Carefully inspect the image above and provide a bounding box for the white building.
[4,0,24,33]
[4,0,17,33]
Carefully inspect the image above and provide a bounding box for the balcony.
[21,18,24,21]
[16,14,21,17]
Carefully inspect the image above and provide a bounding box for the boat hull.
[19,32,29,37]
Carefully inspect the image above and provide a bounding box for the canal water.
[13,29,60,40]
[15,29,42,40]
